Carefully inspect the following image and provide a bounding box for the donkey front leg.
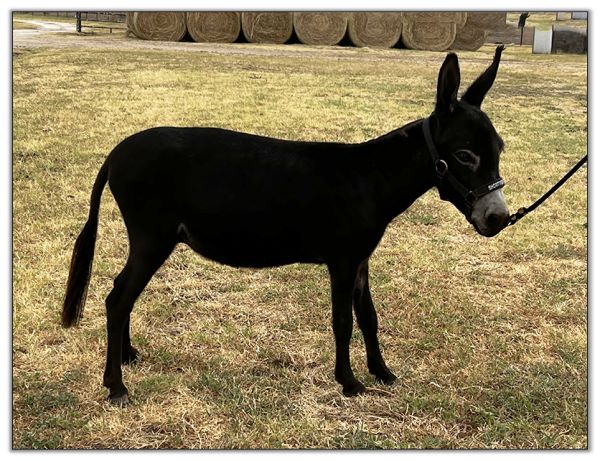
[328,262,366,396]
[353,259,397,385]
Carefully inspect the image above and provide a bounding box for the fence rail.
[29,11,126,23]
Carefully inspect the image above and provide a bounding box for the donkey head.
[428,46,509,237]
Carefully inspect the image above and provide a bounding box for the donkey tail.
[61,161,109,328]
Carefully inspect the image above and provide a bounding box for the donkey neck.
[360,118,437,222]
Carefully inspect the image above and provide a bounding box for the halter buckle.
[508,207,527,226]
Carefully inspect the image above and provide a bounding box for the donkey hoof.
[375,370,397,386]
[342,380,366,397]
[108,392,129,407]
[122,346,139,365]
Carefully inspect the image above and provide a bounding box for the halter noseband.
[422,117,505,215]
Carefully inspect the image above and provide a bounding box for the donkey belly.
[177,218,324,268]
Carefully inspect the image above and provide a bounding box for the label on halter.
[487,179,505,191]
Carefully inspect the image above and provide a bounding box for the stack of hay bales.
[347,12,403,48]
[292,12,349,45]
[241,12,294,44]
[401,12,467,51]
[125,11,527,52]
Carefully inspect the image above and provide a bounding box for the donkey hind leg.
[102,235,174,405]
[353,260,397,385]
[111,270,138,365]
[122,317,138,365]
[328,261,366,396]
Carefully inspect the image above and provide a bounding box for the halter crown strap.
[422,117,442,170]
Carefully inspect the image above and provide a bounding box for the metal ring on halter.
[435,160,448,177]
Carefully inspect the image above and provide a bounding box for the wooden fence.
[29,12,126,23]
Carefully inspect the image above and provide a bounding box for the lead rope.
[507,154,588,227]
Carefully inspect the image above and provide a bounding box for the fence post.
[518,12,530,46]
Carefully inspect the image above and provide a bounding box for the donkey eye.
[453,149,478,166]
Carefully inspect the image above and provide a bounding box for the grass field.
[12,40,587,449]
[12,20,40,30]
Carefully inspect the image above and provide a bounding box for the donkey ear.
[461,45,505,108]
[436,52,461,113]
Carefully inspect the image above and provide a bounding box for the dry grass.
[12,20,40,30]
[12,41,587,449]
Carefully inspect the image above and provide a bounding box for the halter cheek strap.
[422,117,505,214]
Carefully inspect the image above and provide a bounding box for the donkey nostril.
[486,211,508,229]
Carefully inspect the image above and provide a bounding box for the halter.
[422,117,505,216]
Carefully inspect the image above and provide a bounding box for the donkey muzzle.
[470,189,510,237]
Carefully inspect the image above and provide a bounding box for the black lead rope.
[507,154,588,226]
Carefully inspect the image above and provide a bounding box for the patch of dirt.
[15,19,76,32]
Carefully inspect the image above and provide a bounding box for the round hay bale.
[467,12,507,29]
[452,24,488,51]
[552,26,587,54]
[125,12,137,37]
[293,12,348,46]
[132,12,187,41]
[347,12,403,48]
[241,12,293,44]
[126,12,134,29]
[186,12,240,43]
[401,12,467,26]
[401,21,457,51]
